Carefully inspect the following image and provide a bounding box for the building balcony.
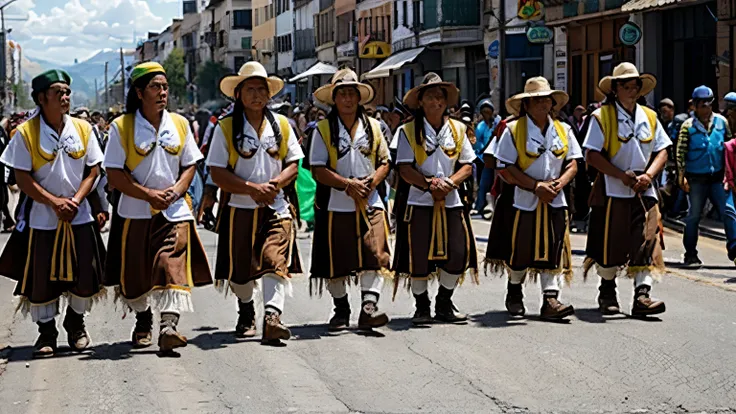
[417,26,483,46]
[294,29,317,60]
[423,0,481,29]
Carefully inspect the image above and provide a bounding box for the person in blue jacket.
[472,99,500,215]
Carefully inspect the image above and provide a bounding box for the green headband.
[131,62,166,84]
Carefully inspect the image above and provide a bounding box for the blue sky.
[5,0,183,65]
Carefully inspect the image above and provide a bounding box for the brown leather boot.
[358,301,389,329]
[412,292,433,325]
[540,291,574,320]
[631,285,665,317]
[33,321,58,358]
[328,295,351,331]
[235,300,257,338]
[132,308,153,348]
[434,286,468,323]
[158,312,187,352]
[597,279,620,315]
[505,283,526,317]
[261,311,291,345]
[62,307,90,351]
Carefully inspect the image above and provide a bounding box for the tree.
[195,61,230,103]
[163,48,187,108]
[11,82,33,110]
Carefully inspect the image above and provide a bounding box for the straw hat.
[505,77,569,116]
[403,72,459,110]
[219,61,284,99]
[598,62,656,96]
[313,68,374,106]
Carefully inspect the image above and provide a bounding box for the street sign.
[488,40,499,59]
[619,22,642,46]
[527,26,553,44]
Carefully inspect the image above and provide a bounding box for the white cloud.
[9,0,172,65]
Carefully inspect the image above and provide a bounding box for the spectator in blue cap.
[676,85,736,267]
[472,99,500,216]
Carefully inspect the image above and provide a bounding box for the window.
[233,10,252,30]
[413,1,421,29]
[183,0,196,14]
[234,56,247,71]
[394,1,398,28]
[241,36,252,49]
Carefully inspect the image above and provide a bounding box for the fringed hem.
[390,268,479,301]
[582,257,596,281]
[13,287,109,318]
[626,265,665,282]
[213,279,262,298]
[483,259,507,278]
[309,269,394,297]
[115,286,194,314]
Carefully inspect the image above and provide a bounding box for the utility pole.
[0,0,18,114]
[120,47,125,104]
[94,78,98,108]
[104,61,109,107]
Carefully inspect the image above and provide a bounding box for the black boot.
[328,295,351,331]
[505,282,526,317]
[62,307,90,351]
[358,292,389,329]
[598,278,620,315]
[132,308,153,348]
[235,300,257,338]
[33,320,58,358]
[412,292,433,325]
[540,291,575,320]
[631,285,666,317]
[158,312,187,352]
[434,285,467,323]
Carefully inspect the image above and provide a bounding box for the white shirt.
[309,118,389,212]
[0,113,103,230]
[494,116,583,211]
[103,110,203,222]
[206,113,304,217]
[583,103,672,199]
[395,118,476,208]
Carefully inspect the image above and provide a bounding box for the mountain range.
[21,49,136,107]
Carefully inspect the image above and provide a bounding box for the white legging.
[410,269,461,295]
[229,273,288,313]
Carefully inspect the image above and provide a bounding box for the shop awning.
[621,0,680,12]
[362,47,426,80]
[289,62,338,83]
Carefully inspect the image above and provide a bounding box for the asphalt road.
[0,220,735,414]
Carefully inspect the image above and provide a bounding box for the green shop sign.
[526,25,553,44]
[619,22,642,46]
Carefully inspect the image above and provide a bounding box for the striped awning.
[621,0,680,12]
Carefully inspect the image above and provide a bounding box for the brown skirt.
[393,205,475,278]
[309,208,391,282]
[585,195,662,273]
[104,213,212,300]
[0,222,106,304]
[214,206,302,285]
[507,203,569,272]
[485,181,515,267]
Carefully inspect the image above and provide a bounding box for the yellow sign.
[360,41,391,59]
[518,0,544,20]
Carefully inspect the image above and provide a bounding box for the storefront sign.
[619,22,642,46]
[518,0,544,21]
[488,40,500,59]
[526,26,553,44]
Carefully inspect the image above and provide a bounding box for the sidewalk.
[662,216,726,241]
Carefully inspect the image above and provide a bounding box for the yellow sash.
[112,112,190,172]
[315,117,384,170]
[592,104,658,159]
[218,113,292,168]
[401,118,466,167]
[509,117,568,171]
[16,116,91,172]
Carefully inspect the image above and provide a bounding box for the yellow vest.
[400,118,467,167]
[112,112,190,172]
[316,117,385,170]
[16,115,92,172]
[592,104,658,158]
[509,116,569,171]
[218,113,292,168]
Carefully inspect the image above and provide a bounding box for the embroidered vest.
[316,117,384,170]
[16,115,92,172]
[112,112,190,172]
[401,118,467,167]
[592,104,658,159]
[218,113,292,169]
[508,116,569,171]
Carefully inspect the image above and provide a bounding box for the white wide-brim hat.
[506,76,569,116]
[313,68,375,106]
[219,61,284,99]
[598,62,657,96]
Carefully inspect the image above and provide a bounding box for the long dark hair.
[411,86,449,146]
[125,71,165,114]
[326,86,374,152]
[230,78,283,151]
